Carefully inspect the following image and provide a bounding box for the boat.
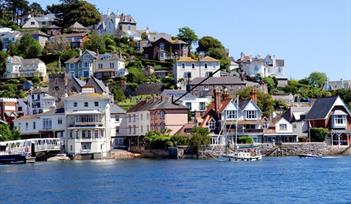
[217,96,262,162]
[0,145,34,164]
[298,153,322,158]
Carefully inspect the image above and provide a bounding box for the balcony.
[72,121,103,127]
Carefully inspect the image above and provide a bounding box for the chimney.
[78,48,82,56]
[250,88,257,103]
[214,88,221,113]
[223,87,229,100]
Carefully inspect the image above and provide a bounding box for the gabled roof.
[73,77,86,87]
[305,96,347,120]
[90,76,107,93]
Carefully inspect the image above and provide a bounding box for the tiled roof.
[189,77,247,85]
[68,22,88,31]
[16,107,64,121]
[73,77,86,87]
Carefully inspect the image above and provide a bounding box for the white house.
[238,53,287,86]
[174,56,221,90]
[65,50,127,79]
[64,87,112,158]
[27,88,56,115]
[110,103,127,149]
[96,12,120,36]
[0,27,22,51]
[93,53,127,80]
[263,116,297,143]
[5,56,47,79]
[14,108,66,139]
[22,14,56,29]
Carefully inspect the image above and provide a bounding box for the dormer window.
[334,115,346,125]
[226,111,237,119]
[246,110,257,119]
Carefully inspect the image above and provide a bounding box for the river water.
[1,157,351,204]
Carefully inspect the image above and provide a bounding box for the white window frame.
[246,110,257,119]
[334,115,346,125]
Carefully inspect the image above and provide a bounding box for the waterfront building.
[237,53,288,87]
[281,106,312,142]
[5,56,47,79]
[27,88,56,115]
[110,103,127,149]
[0,98,17,125]
[64,87,112,158]
[305,96,351,146]
[120,96,188,147]
[174,56,220,90]
[200,88,264,144]
[263,116,297,143]
[14,107,65,139]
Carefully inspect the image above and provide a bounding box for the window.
[69,131,73,138]
[129,125,132,134]
[128,25,131,30]
[184,72,191,79]
[115,115,120,122]
[192,64,195,69]
[133,114,136,122]
[160,43,164,50]
[204,63,208,68]
[334,115,346,124]
[25,122,28,130]
[98,64,103,69]
[33,122,36,130]
[185,102,192,110]
[140,113,143,121]
[110,63,115,69]
[18,107,22,111]
[133,125,136,134]
[95,130,99,138]
[209,119,216,131]
[246,111,257,119]
[182,64,185,68]
[129,114,131,122]
[205,72,213,77]
[116,127,120,134]
[30,21,35,25]
[279,124,287,131]
[43,119,52,129]
[84,102,88,107]
[58,118,62,125]
[73,102,78,107]
[199,102,206,111]
[82,130,86,138]
[141,125,143,133]
[160,111,165,119]
[226,111,237,119]
[94,102,99,107]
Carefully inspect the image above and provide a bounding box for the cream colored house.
[5,56,47,79]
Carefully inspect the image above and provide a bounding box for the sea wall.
[259,143,351,157]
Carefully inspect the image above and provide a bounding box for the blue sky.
[31,0,351,80]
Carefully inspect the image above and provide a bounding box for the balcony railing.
[72,121,103,127]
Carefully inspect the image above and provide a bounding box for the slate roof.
[305,96,338,120]
[119,14,136,24]
[135,83,163,95]
[128,96,187,113]
[189,77,247,85]
[161,89,196,101]
[110,103,126,114]
[73,77,86,87]
[282,106,311,122]
[90,76,108,93]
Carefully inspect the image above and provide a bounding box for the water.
[1,157,351,204]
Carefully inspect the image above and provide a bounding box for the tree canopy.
[0,124,20,141]
[16,33,42,58]
[177,26,198,50]
[47,0,101,28]
[305,72,328,88]
[196,36,230,69]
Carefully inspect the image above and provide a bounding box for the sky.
[30,0,351,80]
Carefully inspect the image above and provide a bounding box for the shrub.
[171,134,190,146]
[310,128,328,142]
[238,136,253,144]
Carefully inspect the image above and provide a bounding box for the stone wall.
[260,143,351,157]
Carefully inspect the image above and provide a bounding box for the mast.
[235,95,239,152]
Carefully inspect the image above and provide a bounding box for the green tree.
[306,72,328,88]
[111,85,126,102]
[29,2,45,16]
[197,36,230,69]
[45,35,70,54]
[263,76,277,94]
[333,88,351,107]
[126,67,145,84]
[0,51,8,76]
[16,33,42,58]
[59,48,79,63]
[310,128,328,142]
[238,136,253,144]
[5,0,30,24]
[189,127,210,158]
[84,31,106,53]
[141,31,148,40]
[0,124,20,141]
[177,26,198,51]
[104,35,117,52]
[47,0,101,28]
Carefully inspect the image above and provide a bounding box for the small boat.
[298,153,322,158]
[223,151,262,161]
